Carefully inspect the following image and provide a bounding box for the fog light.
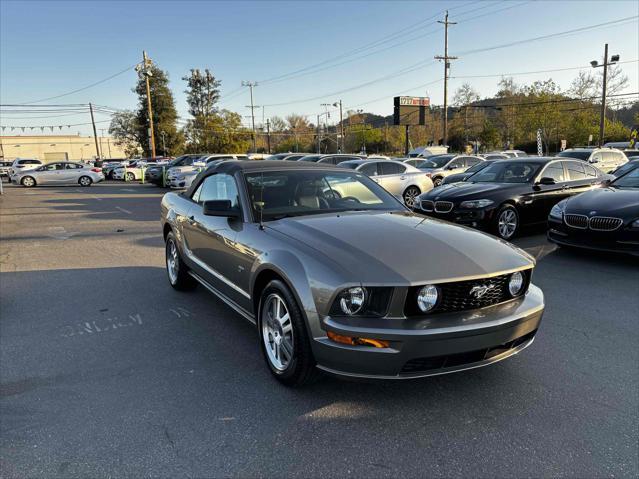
[417,285,439,312]
[339,287,366,315]
[508,272,524,296]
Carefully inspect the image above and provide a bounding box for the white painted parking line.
[115,206,132,215]
[91,195,103,201]
[121,188,135,192]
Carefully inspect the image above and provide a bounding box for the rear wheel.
[402,186,421,208]
[165,231,197,291]
[495,204,519,240]
[126,172,135,182]
[78,176,92,187]
[432,176,443,187]
[258,280,318,386]
[21,176,36,187]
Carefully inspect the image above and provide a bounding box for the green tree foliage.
[182,69,251,153]
[108,110,142,157]
[134,64,183,157]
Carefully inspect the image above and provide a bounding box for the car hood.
[421,182,521,200]
[267,211,533,284]
[564,187,639,217]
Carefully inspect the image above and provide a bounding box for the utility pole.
[89,102,101,159]
[333,100,343,152]
[160,131,167,156]
[435,11,458,148]
[266,119,271,154]
[136,51,156,158]
[242,81,258,151]
[405,125,410,156]
[591,44,619,146]
[317,114,321,153]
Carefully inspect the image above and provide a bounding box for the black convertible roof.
[214,159,345,174]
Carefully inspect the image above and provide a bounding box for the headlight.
[508,272,524,296]
[631,219,639,229]
[460,199,494,209]
[339,287,366,315]
[549,202,566,220]
[417,285,439,312]
[176,175,185,180]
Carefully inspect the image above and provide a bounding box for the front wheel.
[165,231,197,291]
[402,186,421,208]
[21,176,36,187]
[495,204,519,240]
[258,280,318,386]
[432,177,443,187]
[78,176,92,187]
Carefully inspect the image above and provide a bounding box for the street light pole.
[141,51,156,158]
[333,100,343,152]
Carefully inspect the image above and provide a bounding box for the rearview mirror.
[202,200,240,218]
[538,177,556,185]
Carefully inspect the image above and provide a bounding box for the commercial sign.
[393,96,430,126]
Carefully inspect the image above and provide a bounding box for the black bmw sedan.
[547,167,639,255]
[413,158,608,240]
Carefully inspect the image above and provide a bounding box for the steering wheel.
[340,196,362,204]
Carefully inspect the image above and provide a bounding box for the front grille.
[565,214,588,229]
[400,330,537,375]
[565,214,623,231]
[420,200,434,212]
[404,271,530,316]
[434,201,454,213]
[589,216,623,231]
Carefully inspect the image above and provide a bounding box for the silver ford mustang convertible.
[161,161,544,386]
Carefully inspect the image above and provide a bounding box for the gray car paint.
[161,161,544,379]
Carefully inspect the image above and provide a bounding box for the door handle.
[400,176,406,180]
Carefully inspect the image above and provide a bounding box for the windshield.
[465,161,490,174]
[557,150,591,161]
[469,161,541,183]
[612,167,639,188]
[337,161,361,170]
[418,155,453,168]
[243,170,403,221]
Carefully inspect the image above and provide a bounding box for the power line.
[451,59,639,79]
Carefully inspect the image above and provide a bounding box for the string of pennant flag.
[0,119,111,133]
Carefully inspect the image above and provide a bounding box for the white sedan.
[338,159,434,207]
[12,161,104,187]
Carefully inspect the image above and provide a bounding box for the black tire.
[126,172,135,182]
[432,176,443,187]
[21,176,36,187]
[494,204,519,240]
[258,280,319,386]
[165,231,197,291]
[402,186,421,208]
[78,176,92,187]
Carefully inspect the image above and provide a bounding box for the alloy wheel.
[498,208,518,239]
[166,239,179,284]
[433,177,443,187]
[22,177,35,187]
[79,176,91,186]
[126,172,135,181]
[403,187,420,208]
[261,293,294,371]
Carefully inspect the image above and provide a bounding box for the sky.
[1,0,638,136]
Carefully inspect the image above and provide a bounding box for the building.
[0,135,128,161]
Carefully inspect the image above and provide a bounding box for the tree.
[134,64,183,157]
[453,83,481,148]
[183,69,221,117]
[108,110,142,157]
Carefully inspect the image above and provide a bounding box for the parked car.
[165,154,248,184]
[413,158,608,240]
[611,159,639,178]
[161,160,544,385]
[338,159,433,207]
[145,154,205,185]
[501,150,528,157]
[9,158,43,178]
[403,158,429,167]
[557,147,627,173]
[266,153,297,160]
[281,153,310,161]
[298,154,366,165]
[417,154,485,186]
[0,161,13,182]
[12,161,104,187]
[102,161,128,179]
[441,159,499,185]
[547,167,639,255]
[169,158,238,189]
[297,154,324,162]
[408,146,448,158]
[480,153,511,160]
[112,161,145,181]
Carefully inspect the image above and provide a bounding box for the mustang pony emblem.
[470,283,496,299]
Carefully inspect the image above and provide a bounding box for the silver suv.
[10,158,43,178]
[557,148,627,173]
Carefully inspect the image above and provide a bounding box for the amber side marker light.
[327,331,389,348]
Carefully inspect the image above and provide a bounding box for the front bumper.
[548,217,639,255]
[311,284,544,379]
[413,205,497,230]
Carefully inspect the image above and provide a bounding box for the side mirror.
[590,158,599,164]
[202,200,240,218]
[538,177,556,185]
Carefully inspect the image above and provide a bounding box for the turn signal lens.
[327,331,389,348]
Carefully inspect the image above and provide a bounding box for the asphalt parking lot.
[1,181,638,478]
